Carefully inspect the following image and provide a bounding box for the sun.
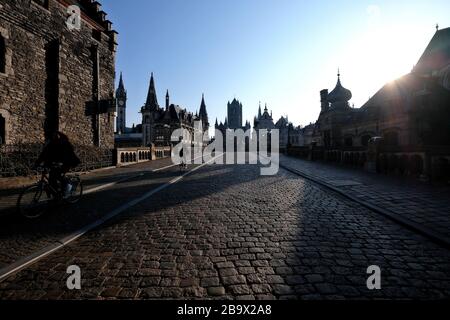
[338,24,425,105]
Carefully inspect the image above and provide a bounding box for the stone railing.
[287,144,450,183]
[115,145,172,167]
[0,143,113,177]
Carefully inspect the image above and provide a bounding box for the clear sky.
[101,0,449,133]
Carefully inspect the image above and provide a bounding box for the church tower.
[116,72,127,134]
[141,72,160,147]
[199,93,209,135]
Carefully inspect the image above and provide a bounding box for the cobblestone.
[0,163,449,300]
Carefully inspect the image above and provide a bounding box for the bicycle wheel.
[64,176,83,204]
[17,184,51,219]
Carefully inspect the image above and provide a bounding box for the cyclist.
[35,132,81,198]
[179,147,187,171]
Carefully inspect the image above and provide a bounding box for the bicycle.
[179,161,188,172]
[17,164,83,219]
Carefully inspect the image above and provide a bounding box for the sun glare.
[338,24,425,105]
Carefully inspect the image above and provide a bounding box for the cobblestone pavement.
[0,158,185,268]
[0,162,449,300]
[280,155,450,240]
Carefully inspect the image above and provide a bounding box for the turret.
[320,89,329,113]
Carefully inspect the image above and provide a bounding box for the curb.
[280,164,450,250]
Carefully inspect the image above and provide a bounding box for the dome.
[328,73,352,104]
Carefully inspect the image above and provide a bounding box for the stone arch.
[120,153,125,163]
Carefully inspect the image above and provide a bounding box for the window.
[0,114,5,145]
[0,35,5,74]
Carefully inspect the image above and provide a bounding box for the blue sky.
[101,0,450,132]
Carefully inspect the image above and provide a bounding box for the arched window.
[0,35,6,74]
[0,114,5,145]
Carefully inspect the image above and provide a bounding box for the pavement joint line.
[278,160,450,250]
[0,154,222,283]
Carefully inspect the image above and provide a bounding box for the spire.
[116,72,126,97]
[165,89,169,110]
[436,23,439,32]
[199,93,208,119]
[118,72,124,89]
[145,72,159,111]
[258,101,262,118]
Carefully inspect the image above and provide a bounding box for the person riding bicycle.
[180,147,186,170]
[35,132,81,197]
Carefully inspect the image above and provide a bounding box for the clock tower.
[116,72,127,134]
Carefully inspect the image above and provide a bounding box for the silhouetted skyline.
[102,0,450,129]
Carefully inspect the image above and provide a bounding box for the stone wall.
[0,0,117,149]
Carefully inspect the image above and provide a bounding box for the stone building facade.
[141,73,209,148]
[0,0,117,149]
[289,27,450,181]
[216,98,251,134]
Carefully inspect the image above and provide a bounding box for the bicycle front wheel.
[17,184,51,219]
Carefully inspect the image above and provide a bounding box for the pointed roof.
[328,70,352,104]
[116,72,126,96]
[145,73,159,110]
[199,93,208,119]
[413,27,450,75]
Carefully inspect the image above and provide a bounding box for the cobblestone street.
[0,159,449,300]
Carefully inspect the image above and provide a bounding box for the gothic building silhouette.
[141,73,209,147]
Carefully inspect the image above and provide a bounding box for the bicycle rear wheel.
[17,184,51,219]
[64,176,83,204]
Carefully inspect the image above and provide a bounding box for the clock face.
[118,100,124,107]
